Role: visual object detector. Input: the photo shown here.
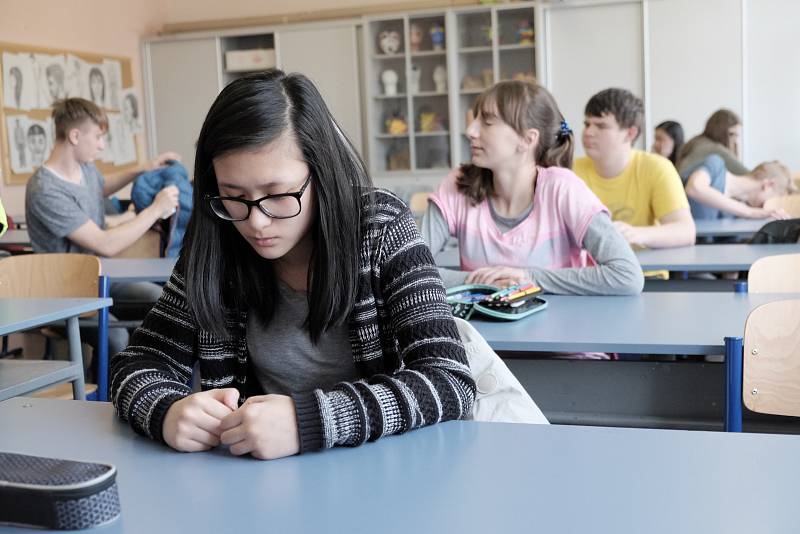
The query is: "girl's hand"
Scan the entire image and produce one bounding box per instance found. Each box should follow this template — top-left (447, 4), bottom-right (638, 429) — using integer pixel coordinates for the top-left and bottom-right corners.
top-left (748, 206), bottom-right (790, 220)
top-left (146, 151), bottom-right (181, 171)
top-left (220, 394), bottom-right (300, 460)
top-left (466, 266), bottom-right (530, 287)
top-left (162, 388), bottom-right (240, 452)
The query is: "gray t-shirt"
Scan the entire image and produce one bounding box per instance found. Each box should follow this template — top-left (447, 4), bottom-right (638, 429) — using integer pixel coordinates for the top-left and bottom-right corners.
top-left (247, 281), bottom-right (358, 395)
top-left (25, 163), bottom-right (106, 253)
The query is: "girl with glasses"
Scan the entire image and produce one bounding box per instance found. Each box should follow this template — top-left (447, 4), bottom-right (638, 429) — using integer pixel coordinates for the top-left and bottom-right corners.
top-left (111, 70), bottom-right (475, 460)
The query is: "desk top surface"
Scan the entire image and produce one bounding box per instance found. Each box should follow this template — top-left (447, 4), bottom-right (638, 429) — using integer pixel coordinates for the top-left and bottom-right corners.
top-left (0, 229), bottom-right (29, 246)
top-left (0, 298), bottom-right (112, 336)
top-left (471, 292), bottom-right (795, 354)
top-left (694, 218), bottom-right (766, 237)
top-left (0, 398), bottom-right (798, 534)
top-left (100, 257), bottom-right (177, 283)
top-left (635, 243), bottom-right (800, 271)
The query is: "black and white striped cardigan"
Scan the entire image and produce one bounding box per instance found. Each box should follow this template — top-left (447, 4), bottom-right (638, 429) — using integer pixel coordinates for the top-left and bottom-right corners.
top-left (110, 190), bottom-right (476, 453)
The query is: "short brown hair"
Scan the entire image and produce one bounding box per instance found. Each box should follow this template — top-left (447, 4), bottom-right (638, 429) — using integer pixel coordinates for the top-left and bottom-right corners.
top-left (52, 98), bottom-right (107, 141)
top-left (584, 88), bottom-right (644, 141)
top-left (458, 80), bottom-right (573, 204)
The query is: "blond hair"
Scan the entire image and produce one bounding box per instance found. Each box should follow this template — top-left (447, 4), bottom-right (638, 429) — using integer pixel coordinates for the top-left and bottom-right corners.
top-left (52, 98), bottom-right (107, 141)
top-left (752, 160), bottom-right (798, 195)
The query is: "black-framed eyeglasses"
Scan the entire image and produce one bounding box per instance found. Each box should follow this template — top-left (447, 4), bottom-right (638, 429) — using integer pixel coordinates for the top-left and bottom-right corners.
top-left (205, 174), bottom-right (312, 221)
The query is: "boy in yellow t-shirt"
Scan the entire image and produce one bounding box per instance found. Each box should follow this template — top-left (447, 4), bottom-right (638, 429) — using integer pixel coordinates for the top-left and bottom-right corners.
top-left (573, 88), bottom-right (695, 249)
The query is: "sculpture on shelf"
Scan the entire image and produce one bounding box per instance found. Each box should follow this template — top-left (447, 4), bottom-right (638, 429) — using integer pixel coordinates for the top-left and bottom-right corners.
top-left (482, 68), bottom-right (493, 88)
top-left (381, 69), bottom-right (399, 96)
top-left (481, 24), bottom-right (493, 46)
top-left (378, 30), bottom-right (402, 55)
top-left (419, 110), bottom-right (444, 133)
top-left (517, 20), bottom-right (534, 45)
top-left (409, 64), bottom-right (421, 94)
top-left (430, 24), bottom-right (445, 51)
top-left (387, 141), bottom-right (410, 170)
top-left (433, 65), bottom-right (447, 93)
top-left (410, 23), bottom-right (423, 52)
top-left (385, 111), bottom-right (408, 135)
top-left (511, 71), bottom-right (537, 84)
top-left (461, 75), bottom-right (483, 91)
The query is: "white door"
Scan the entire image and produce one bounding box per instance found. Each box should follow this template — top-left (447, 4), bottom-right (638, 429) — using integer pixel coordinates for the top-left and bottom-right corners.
top-left (277, 24), bottom-right (363, 154)
top-left (543, 1), bottom-right (644, 157)
top-left (145, 38), bottom-right (221, 179)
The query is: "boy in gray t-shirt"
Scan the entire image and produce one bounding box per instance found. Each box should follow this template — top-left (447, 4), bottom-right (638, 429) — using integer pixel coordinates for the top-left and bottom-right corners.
top-left (24, 97), bottom-right (181, 376)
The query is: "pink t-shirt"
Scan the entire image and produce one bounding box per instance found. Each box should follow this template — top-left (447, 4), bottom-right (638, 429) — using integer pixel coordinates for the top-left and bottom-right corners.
top-left (430, 166), bottom-right (609, 271)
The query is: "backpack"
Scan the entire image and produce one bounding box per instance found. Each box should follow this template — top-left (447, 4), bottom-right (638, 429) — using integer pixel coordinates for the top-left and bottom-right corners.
top-left (749, 218), bottom-right (800, 244)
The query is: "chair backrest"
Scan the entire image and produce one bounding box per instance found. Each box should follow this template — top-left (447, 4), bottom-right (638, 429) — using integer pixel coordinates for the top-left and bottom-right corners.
top-left (764, 194), bottom-right (800, 217)
top-left (409, 191), bottom-right (433, 213)
top-left (748, 253), bottom-right (800, 293)
top-left (743, 299), bottom-right (800, 417)
top-left (0, 253), bottom-right (100, 298)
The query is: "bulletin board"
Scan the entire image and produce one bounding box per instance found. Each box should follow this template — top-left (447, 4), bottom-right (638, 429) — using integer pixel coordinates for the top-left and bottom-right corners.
top-left (0, 41), bottom-right (142, 185)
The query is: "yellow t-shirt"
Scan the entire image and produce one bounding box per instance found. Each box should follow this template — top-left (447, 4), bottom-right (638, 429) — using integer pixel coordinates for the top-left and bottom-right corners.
top-left (573, 150), bottom-right (689, 227)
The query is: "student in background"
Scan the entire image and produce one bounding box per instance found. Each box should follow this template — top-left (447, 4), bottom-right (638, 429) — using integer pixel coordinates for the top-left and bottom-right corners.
top-left (678, 109), bottom-right (748, 176)
top-left (651, 120), bottom-right (684, 168)
top-left (111, 70), bottom-right (474, 460)
top-left (423, 81), bottom-right (642, 296)
top-left (683, 156), bottom-right (794, 220)
top-left (573, 88), bottom-right (695, 249)
top-left (25, 98), bottom-right (180, 363)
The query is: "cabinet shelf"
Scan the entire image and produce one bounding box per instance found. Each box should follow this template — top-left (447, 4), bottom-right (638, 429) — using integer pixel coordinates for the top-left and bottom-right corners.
top-left (459, 46), bottom-right (493, 54)
top-left (412, 91), bottom-right (448, 98)
top-left (410, 50), bottom-right (446, 57)
top-left (374, 93), bottom-right (408, 99)
top-left (498, 43), bottom-right (535, 51)
top-left (415, 131), bottom-right (449, 137)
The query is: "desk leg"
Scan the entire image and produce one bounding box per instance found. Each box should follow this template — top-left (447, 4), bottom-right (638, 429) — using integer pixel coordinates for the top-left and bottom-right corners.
top-left (66, 316), bottom-right (87, 401)
top-left (724, 336), bottom-right (743, 432)
top-left (98, 276), bottom-right (110, 402)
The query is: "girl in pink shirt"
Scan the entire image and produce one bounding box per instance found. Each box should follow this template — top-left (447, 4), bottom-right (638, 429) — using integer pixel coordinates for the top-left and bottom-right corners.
top-left (423, 81), bottom-right (642, 296)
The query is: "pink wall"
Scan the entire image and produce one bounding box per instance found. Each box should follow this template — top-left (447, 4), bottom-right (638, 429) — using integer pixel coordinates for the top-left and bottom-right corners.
top-left (0, 0), bottom-right (167, 214)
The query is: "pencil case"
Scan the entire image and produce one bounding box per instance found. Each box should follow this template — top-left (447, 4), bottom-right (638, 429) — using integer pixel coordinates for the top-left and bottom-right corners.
top-left (0, 452), bottom-right (121, 530)
top-left (446, 283), bottom-right (547, 321)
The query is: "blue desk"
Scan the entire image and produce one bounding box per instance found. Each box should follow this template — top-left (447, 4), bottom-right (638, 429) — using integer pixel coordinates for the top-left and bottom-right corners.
top-left (694, 218), bottom-right (766, 238)
top-left (470, 292), bottom-right (796, 432)
top-left (0, 398), bottom-right (799, 534)
top-left (636, 243), bottom-right (800, 271)
top-left (0, 298), bottom-right (112, 401)
top-left (100, 257), bottom-right (177, 284)
top-left (0, 229), bottom-right (30, 248)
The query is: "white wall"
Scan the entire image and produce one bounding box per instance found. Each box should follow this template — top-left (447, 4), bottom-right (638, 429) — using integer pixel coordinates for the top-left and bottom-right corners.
top-left (745, 0), bottom-right (800, 170)
top-left (546, 1), bottom-right (644, 157)
top-left (648, 0), bottom-right (742, 151)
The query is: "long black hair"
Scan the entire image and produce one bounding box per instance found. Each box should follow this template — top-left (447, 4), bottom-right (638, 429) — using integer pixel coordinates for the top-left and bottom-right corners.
top-left (655, 120), bottom-right (684, 165)
top-left (184, 69), bottom-right (372, 342)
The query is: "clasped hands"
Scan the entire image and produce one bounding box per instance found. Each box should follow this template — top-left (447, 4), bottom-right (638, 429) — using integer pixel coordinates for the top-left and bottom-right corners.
top-left (162, 389), bottom-right (300, 460)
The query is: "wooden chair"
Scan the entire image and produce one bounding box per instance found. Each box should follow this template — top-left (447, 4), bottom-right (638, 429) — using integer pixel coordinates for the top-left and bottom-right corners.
top-left (764, 194), bottom-right (800, 218)
top-left (748, 253), bottom-right (800, 293)
top-left (0, 253), bottom-right (102, 399)
top-left (743, 299), bottom-right (800, 418)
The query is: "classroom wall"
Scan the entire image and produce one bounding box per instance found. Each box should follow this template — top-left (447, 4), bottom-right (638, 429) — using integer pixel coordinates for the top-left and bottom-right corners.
top-left (0, 0), bottom-right (167, 214)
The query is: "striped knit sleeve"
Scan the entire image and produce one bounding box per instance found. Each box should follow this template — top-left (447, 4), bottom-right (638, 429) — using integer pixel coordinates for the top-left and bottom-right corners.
top-left (110, 268), bottom-right (197, 443)
top-left (293, 206), bottom-right (476, 451)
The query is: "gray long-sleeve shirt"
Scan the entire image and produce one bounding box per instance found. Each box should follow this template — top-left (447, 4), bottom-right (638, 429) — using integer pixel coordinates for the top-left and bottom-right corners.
top-left (422, 200), bottom-right (644, 295)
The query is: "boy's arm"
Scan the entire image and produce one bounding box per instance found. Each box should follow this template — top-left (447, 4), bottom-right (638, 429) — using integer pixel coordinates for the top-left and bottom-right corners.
top-left (103, 151), bottom-right (181, 196)
top-left (614, 208), bottom-right (695, 248)
top-left (68, 186), bottom-right (178, 256)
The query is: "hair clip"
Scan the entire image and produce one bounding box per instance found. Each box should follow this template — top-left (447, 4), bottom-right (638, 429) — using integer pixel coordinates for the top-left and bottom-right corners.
top-left (557, 120), bottom-right (572, 140)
